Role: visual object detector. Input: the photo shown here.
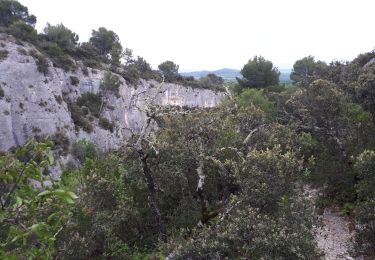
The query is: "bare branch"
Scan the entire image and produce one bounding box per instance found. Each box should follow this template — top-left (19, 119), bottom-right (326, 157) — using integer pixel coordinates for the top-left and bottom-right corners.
top-left (243, 126), bottom-right (262, 146)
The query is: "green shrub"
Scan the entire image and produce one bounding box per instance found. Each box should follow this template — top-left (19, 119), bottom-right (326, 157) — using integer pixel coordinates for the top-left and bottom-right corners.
top-left (100, 71), bottom-right (121, 98)
top-left (51, 131), bottom-right (70, 154)
top-left (74, 42), bottom-right (103, 69)
top-left (40, 41), bottom-right (76, 72)
top-left (0, 86), bottom-right (4, 98)
top-left (158, 60), bottom-right (179, 82)
top-left (237, 88), bottom-right (276, 118)
top-left (99, 117), bottom-right (114, 132)
top-left (81, 66), bottom-right (89, 76)
top-left (0, 49), bottom-right (8, 62)
top-left (42, 23), bottom-right (78, 53)
top-left (68, 102), bottom-right (93, 133)
top-left (32, 126), bottom-right (41, 133)
top-left (266, 84), bottom-right (287, 93)
top-left (166, 198), bottom-right (319, 259)
top-left (0, 139), bottom-right (77, 258)
top-left (354, 150), bottom-right (375, 255)
top-left (345, 102), bottom-right (372, 123)
top-left (0, 0), bottom-right (36, 27)
top-left (120, 66), bottom-right (141, 85)
top-left (55, 95), bottom-right (63, 105)
top-left (29, 49), bottom-right (49, 75)
top-left (198, 73), bottom-right (224, 90)
top-left (76, 92), bottom-right (102, 118)
top-left (17, 47), bottom-right (27, 55)
top-left (70, 75), bottom-right (79, 86)
top-left (8, 21), bottom-right (37, 43)
top-left (72, 139), bottom-right (97, 162)
top-left (57, 155), bottom-right (157, 259)
top-left (341, 202), bottom-right (354, 215)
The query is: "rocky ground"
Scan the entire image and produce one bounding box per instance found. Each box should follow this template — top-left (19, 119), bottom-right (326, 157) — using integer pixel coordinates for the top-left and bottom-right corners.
top-left (304, 186), bottom-right (359, 260)
top-left (316, 207), bottom-right (357, 260)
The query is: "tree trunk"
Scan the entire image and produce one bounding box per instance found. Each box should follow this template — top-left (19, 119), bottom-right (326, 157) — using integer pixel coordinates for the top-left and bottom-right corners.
top-left (138, 150), bottom-right (167, 242)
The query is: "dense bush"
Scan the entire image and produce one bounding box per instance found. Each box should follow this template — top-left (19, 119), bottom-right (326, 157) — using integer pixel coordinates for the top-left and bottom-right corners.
top-left (121, 56), bottom-right (161, 84)
top-left (0, 85), bottom-right (4, 98)
top-left (237, 55), bottom-right (280, 89)
top-left (158, 60), bottom-right (179, 82)
top-left (0, 0), bottom-right (36, 27)
top-left (198, 73), bottom-right (224, 89)
top-left (291, 56), bottom-right (329, 87)
top-left (29, 49), bottom-right (49, 75)
top-left (76, 92), bottom-right (101, 118)
top-left (74, 42), bottom-right (103, 69)
top-left (0, 140), bottom-right (77, 259)
top-left (8, 20), bottom-right (37, 43)
top-left (71, 139), bottom-right (97, 162)
top-left (69, 75), bottom-right (79, 86)
top-left (99, 117), bottom-right (114, 132)
top-left (100, 71), bottom-right (121, 98)
top-left (284, 79), bottom-right (374, 203)
top-left (89, 27), bottom-right (120, 56)
top-left (166, 197), bottom-right (319, 259)
top-left (57, 155), bottom-right (159, 259)
top-left (67, 102), bottom-right (93, 133)
top-left (51, 131), bottom-right (70, 155)
top-left (356, 63), bottom-right (375, 119)
top-left (0, 49), bottom-right (8, 61)
top-left (39, 41), bottom-right (76, 72)
top-left (42, 23), bottom-right (78, 53)
top-left (354, 150), bottom-right (375, 256)
top-left (237, 88), bottom-right (276, 118)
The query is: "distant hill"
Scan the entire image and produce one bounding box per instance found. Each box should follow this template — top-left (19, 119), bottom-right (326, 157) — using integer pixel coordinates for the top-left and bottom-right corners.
top-left (279, 69), bottom-right (292, 84)
top-left (181, 68), bottom-right (292, 83)
top-left (180, 68), bottom-right (240, 82)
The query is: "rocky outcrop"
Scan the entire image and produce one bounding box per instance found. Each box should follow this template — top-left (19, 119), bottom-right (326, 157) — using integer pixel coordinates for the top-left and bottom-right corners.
top-left (0, 34), bottom-right (225, 152)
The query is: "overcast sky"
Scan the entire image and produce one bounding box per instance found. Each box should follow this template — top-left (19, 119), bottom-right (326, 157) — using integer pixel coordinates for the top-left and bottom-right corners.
top-left (19, 0), bottom-right (375, 71)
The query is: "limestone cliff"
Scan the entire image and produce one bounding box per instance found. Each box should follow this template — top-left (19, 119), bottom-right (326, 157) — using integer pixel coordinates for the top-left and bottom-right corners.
top-left (0, 34), bottom-right (225, 152)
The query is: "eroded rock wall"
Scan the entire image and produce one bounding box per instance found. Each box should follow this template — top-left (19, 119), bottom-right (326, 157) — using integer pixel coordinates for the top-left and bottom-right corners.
top-left (0, 34), bottom-right (225, 152)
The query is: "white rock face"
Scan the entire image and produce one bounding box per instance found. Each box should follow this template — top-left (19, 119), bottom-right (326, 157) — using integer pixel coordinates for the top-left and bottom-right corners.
top-left (0, 34), bottom-right (225, 152)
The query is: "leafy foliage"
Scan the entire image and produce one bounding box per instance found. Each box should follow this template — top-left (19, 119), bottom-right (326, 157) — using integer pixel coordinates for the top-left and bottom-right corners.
top-left (290, 56), bottom-right (329, 87)
top-left (237, 55), bottom-right (280, 89)
top-left (237, 88), bottom-right (276, 118)
top-left (0, 139), bottom-right (77, 259)
top-left (158, 60), bottom-right (179, 82)
top-left (0, 0), bottom-right (36, 27)
top-left (285, 79), bottom-right (374, 202)
top-left (76, 92), bottom-right (102, 118)
top-left (74, 42), bottom-right (103, 69)
top-left (0, 49), bottom-right (8, 62)
top-left (56, 155), bottom-right (158, 259)
top-left (354, 150), bottom-right (375, 256)
top-left (42, 23), bottom-right (79, 53)
top-left (8, 20), bottom-right (37, 43)
top-left (29, 49), bottom-right (49, 75)
top-left (2, 2), bottom-right (375, 257)
top-left (198, 73), bottom-right (224, 89)
top-left (89, 27), bottom-right (118, 55)
top-left (0, 85), bottom-right (4, 98)
top-left (99, 117), bottom-right (114, 132)
top-left (71, 139), bottom-right (97, 163)
top-left (67, 102), bottom-right (93, 133)
top-left (69, 76), bottom-right (79, 86)
top-left (100, 71), bottom-right (121, 98)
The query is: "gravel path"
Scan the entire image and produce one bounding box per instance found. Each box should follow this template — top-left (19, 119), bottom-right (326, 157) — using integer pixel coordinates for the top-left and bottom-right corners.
top-left (304, 186), bottom-right (359, 260)
top-left (316, 207), bottom-right (356, 260)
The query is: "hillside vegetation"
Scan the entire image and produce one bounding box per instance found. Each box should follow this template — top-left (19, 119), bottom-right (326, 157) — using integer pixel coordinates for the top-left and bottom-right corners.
top-left (181, 68), bottom-right (292, 83)
top-left (1, 0), bottom-right (375, 259)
